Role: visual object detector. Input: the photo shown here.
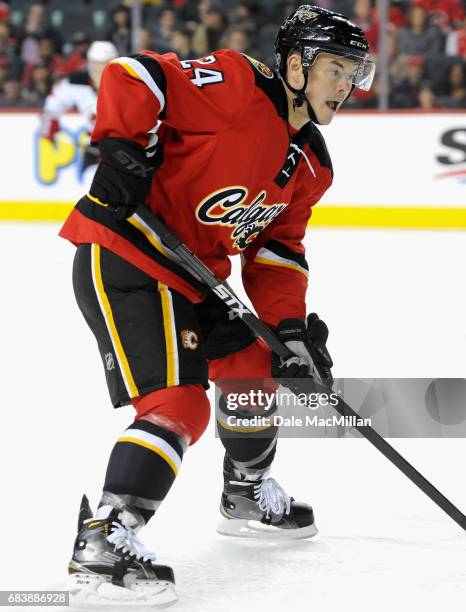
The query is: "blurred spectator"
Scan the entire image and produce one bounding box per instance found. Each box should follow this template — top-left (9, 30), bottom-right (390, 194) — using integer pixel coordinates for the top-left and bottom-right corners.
top-left (231, 1), bottom-right (265, 36)
top-left (170, 28), bottom-right (193, 60)
top-left (62, 32), bottom-right (91, 75)
top-left (434, 59), bottom-right (466, 106)
top-left (0, 0), bottom-right (464, 110)
top-left (413, 0), bottom-right (464, 30)
top-left (38, 36), bottom-right (64, 74)
top-left (17, 3), bottom-right (62, 65)
top-left (0, 55), bottom-right (7, 92)
top-left (445, 16), bottom-right (466, 57)
top-left (353, 0), bottom-right (407, 55)
top-left (419, 84), bottom-right (437, 107)
top-left (396, 5), bottom-right (443, 56)
top-left (192, 6), bottom-right (228, 56)
top-left (21, 35), bottom-right (64, 88)
top-left (152, 8), bottom-right (177, 53)
top-left (352, 0), bottom-right (380, 52)
top-left (105, 4), bottom-right (132, 55)
top-left (386, 28), bottom-right (405, 83)
top-left (22, 59), bottom-right (52, 107)
top-left (139, 27), bottom-right (157, 52)
top-left (390, 54), bottom-right (430, 107)
top-left (0, 21), bottom-right (17, 63)
top-left (386, 1), bottom-right (406, 28)
top-left (0, 1), bottom-right (10, 24)
top-left (0, 75), bottom-right (28, 107)
top-left (221, 26), bottom-right (255, 55)
top-left (178, 0), bottom-right (217, 31)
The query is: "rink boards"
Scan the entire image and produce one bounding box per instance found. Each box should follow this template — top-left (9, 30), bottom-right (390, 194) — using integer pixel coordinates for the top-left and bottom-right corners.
top-left (0, 110), bottom-right (465, 228)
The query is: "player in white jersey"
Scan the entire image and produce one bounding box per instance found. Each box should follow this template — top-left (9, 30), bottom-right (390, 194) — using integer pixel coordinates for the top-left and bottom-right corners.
top-left (40, 41), bottom-right (117, 147)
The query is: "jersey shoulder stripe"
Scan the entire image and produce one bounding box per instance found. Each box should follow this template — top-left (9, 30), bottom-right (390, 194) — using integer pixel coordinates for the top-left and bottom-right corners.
top-left (111, 55), bottom-right (166, 113)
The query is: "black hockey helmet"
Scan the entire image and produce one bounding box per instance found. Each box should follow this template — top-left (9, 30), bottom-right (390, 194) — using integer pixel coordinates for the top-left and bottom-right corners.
top-left (275, 5), bottom-right (375, 104)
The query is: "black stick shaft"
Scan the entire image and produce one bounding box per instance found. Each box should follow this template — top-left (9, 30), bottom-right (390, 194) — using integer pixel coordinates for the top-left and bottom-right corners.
top-left (328, 392), bottom-right (466, 530)
top-left (133, 205), bottom-right (466, 531)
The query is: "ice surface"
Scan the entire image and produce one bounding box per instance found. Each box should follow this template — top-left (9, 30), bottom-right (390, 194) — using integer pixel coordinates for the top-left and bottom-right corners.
top-left (0, 224), bottom-right (464, 611)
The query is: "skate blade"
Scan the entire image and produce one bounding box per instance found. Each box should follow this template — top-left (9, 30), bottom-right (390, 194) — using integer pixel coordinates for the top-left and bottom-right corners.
top-left (217, 516), bottom-right (318, 540)
top-left (67, 573), bottom-right (178, 609)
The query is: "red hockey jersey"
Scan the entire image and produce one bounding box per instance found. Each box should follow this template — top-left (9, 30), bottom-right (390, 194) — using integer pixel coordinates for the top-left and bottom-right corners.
top-left (59, 49), bottom-right (333, 326)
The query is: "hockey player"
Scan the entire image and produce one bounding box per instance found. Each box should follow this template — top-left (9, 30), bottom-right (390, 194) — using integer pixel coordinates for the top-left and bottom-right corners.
top-left (59, 5), bottom-right (374, 607)
top-left (40, 41), bottom-right (117, 170)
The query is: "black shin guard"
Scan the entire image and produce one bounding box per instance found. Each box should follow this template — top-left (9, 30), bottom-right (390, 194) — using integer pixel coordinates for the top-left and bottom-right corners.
top-left (101, 420), bottom-right (185, 524)
top-left (216, 394), bottom-right (278, 482)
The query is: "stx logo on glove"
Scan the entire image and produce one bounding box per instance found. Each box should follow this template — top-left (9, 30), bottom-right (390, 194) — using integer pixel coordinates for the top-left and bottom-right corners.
top-left (113, 150), bottom-right (155, 178)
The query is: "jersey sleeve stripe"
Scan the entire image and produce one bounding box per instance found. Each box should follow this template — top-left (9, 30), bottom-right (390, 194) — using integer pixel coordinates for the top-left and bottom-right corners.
top-left (254, 255), bottom-right (309, 277)
top-left (254, 247), bottom-right (309, 277)
top-left (128, 214), bottom-right (171, 258)
top-left (128, 212), bottom-right (188, 269)
top-left (261, 238), bottom-right (309, 270)
top-left (111, 56), bottom-right (166, 112)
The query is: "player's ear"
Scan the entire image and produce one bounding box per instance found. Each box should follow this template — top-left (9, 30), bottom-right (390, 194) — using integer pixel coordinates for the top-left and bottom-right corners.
top-left (286, 52), bottom-right (305, 90)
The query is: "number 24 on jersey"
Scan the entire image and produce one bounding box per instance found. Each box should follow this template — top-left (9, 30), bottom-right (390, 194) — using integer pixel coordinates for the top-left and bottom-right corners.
top-left (180, 55), bottom-right (224, 88)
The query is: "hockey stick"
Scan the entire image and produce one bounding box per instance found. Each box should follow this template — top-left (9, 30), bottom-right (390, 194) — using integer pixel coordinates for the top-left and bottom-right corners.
top-left (132, 204), bottom-right (466, 532)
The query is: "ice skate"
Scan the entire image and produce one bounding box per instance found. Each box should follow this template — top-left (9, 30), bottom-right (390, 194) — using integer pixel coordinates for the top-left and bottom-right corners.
top-left (217, 458), bottom-right (317, 540)
top-left (67, 495), bottom-right (177, 608)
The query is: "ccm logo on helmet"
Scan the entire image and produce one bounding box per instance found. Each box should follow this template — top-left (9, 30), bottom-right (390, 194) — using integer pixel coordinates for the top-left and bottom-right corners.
top-left (349, 40), bottom-right (367, 48)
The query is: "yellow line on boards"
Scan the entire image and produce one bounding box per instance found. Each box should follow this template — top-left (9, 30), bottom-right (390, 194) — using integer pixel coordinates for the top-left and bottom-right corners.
top-left (0, 202), bottom-right (74, 221)
top-left (1, 202), bottom-right (466, 229)
top-left (310, 206), bottom-right (466, 229)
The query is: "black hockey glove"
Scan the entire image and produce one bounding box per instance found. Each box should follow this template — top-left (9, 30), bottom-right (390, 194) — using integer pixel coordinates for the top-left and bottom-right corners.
top-left (89, 137), bottom-right (163, 220)
top-left (272, 313), bottom-right (334, 389)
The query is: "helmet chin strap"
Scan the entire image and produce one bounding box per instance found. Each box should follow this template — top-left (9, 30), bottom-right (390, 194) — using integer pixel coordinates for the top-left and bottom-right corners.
top-left (282, 67), bottom-right (321, 125)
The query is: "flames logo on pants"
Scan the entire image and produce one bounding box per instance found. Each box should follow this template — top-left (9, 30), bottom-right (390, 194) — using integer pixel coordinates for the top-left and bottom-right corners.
top-left (181, 329), bottom-right (199, 350)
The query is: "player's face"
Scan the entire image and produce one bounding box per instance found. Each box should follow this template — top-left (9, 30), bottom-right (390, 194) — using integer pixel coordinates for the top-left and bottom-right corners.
top-left (88, 60), bottom-right (107, 89)
top-left (305, 53), bottom-right (357, 124)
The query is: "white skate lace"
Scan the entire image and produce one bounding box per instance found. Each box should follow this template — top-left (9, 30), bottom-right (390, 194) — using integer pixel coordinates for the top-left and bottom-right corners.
top-left (107, 522), bottom-right (156, 563)
top-left (253, 478), bottom-right (291, 518)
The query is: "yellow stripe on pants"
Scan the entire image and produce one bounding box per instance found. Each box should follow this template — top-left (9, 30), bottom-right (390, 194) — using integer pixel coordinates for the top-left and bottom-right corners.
top-left (158, 282), bottom-right (178, 387)
top-left (91, 244), bottom-right (139, 398)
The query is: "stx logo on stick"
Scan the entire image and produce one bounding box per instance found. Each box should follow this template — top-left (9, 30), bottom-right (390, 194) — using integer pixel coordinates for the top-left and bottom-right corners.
top-left (213, 284), bottom-right (251, 319)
